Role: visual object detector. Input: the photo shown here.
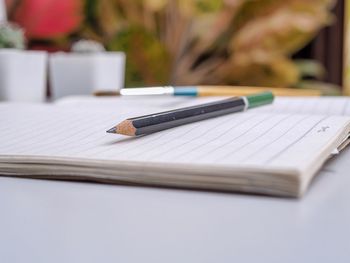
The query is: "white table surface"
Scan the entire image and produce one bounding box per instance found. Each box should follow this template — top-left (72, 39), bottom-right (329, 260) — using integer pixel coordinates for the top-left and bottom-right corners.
top-left (0, 148), bottom-right (349, 263)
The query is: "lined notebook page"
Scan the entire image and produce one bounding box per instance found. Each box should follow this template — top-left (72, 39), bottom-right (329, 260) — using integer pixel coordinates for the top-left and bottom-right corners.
top-left (56, 96), bottom-right (350, 116)
top-left (56, 95), bottom-right (198, 114)
top-left (248, 97), bottom-right (350, 115)
top-left (0, 103), bottom-right (349, 176)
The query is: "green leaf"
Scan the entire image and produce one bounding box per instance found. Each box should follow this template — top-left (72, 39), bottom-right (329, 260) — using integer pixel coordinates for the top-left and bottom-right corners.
top-left (294, 59), bottom-right (326, 79)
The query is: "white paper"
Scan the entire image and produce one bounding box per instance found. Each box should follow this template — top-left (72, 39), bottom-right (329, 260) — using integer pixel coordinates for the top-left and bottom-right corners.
top-left (1, 96), bottom-right (350, 197)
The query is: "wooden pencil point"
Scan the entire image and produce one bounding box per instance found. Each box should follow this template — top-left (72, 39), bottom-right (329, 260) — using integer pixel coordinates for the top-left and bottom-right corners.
top-left (115, 120), bottom-right (137, 136)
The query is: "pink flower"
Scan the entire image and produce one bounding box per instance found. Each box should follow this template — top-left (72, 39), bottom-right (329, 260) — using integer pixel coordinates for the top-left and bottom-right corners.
top-left (7, 0), bottom-right (83, 39)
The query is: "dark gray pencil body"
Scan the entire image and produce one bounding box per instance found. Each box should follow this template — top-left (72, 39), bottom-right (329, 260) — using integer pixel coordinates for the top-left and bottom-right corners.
top-left (107, 91), bottom-right (274, 136)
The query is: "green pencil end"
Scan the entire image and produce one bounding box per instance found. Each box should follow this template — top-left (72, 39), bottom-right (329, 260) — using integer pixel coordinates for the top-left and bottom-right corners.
top-left (246, 91), bottom-right (274, 109)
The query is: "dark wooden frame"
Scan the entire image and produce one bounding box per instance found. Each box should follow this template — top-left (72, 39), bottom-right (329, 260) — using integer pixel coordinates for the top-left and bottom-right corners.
top-left (294, 0), bottom-right (345, 88)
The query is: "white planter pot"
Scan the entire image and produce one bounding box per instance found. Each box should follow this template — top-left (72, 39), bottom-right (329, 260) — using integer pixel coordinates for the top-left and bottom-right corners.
top-left (0, 49), bottom-right (48, 102)
top-left (49, 52), bottom-right (125, 100)
top-left (0, 0), bottom-right (6, 22)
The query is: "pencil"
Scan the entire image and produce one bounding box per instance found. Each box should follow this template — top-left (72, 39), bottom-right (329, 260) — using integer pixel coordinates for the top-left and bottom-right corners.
top-left (106, 91), bottom-right (274, 136)
top-left (94, 85), bottom-right (321, 97)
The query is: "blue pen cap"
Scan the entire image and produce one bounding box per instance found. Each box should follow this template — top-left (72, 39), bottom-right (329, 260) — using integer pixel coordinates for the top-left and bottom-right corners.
top-left (173, 86), bottom-right (198, 96)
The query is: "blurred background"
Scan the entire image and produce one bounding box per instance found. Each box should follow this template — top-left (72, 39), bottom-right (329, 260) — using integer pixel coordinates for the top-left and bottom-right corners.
top-left (3, 0), bottom-right (349, 94)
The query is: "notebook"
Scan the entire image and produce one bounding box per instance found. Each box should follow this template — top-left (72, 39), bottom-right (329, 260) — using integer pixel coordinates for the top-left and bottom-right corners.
top-left (1, 96), bottom-right (350, 198)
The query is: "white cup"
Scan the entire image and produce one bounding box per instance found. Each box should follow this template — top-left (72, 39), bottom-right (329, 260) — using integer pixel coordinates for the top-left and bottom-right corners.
top-left (0, 49), bottom-right (48, 102)
top-left (49, 52), bottom-right (125, 100)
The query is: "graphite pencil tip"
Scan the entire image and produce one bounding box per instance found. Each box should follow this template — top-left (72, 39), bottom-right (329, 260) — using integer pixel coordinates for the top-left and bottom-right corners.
top-left (106, 127), bottom-right (117, 133)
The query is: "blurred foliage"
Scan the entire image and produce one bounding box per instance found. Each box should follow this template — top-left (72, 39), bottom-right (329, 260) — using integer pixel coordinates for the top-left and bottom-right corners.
top-left (108, 26), bottom-right (171, 86)
top-left (0, 22), bottom-right (25, 49)
top-left (7, 0), bottom-right (338, 89)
